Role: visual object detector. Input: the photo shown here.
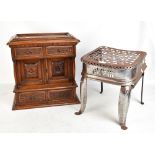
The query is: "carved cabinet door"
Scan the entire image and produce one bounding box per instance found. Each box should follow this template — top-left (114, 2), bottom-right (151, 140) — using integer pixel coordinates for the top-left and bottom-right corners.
top-left (47, 58), bottom-right (73, 84)
top-left (17, 59), bottom-right (45, 86)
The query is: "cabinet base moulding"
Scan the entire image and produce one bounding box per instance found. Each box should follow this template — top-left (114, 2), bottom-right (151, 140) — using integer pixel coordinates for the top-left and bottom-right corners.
top-left (13, 94), bottom-right (80, 110)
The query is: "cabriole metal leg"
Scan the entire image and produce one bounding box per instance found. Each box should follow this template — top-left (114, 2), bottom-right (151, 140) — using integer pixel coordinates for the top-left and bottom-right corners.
top-left (141, 73), bottom-right (144, 105)
top-left (118, 85), bottom-right (132, 130)
top-left (75, 76), bottom-right (87, 115)
top-left (100, 82), bottom-right (103, 94)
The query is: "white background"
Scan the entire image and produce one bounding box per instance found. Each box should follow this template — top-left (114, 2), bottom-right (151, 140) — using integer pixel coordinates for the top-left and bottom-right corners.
top-left (0, 0), bottom-right (155, 155)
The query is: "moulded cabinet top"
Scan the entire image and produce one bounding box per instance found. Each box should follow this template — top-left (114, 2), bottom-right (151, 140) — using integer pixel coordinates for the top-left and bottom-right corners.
top-left (7, 33), bottom-right (80, 47)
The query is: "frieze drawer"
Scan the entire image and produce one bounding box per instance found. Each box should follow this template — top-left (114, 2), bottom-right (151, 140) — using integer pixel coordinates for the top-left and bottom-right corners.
top-left (48, 89), bottom-right (73, 101)
top-left (46, 46), bottom-right (74, 57)
top-left (15, 47), bottom-right (43, 59)
top-left (18, 91), bottom-right (46, 103)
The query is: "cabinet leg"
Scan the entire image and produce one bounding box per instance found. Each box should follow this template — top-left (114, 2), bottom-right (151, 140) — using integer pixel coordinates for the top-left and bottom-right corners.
top-left (75, 76), bottom-right (87, 115)
top-left (118, 85), bottom-right (132, 130)
top-left (100, 82), bottom-right (103, 94)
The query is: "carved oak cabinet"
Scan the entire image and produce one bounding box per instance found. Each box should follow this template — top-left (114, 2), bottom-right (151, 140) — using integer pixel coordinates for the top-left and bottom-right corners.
top-left (7, 33), bottom-right (80, 110)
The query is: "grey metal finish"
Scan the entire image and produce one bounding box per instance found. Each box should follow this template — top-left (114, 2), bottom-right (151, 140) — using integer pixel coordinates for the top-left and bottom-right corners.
top-left (141, 73), bottom-right (144, 105)
top-left (75, 76), bottom-right (87, 115)
top-left (76, 61), bottom-right (146, 129)
top-left (76, 46), bottom-right (146, 130)
top-left (100, 82), bottom-right (103, 94)
top-left (118, 85), bottom-right (132, 130)
top-left (87, 64), bottom-right (137, 82)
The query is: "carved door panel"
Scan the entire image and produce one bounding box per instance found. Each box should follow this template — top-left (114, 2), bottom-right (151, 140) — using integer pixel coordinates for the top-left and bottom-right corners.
top-left (47, 58), bottom-right (73, 84)
top-left (17, 59), bottom-right (45, 86)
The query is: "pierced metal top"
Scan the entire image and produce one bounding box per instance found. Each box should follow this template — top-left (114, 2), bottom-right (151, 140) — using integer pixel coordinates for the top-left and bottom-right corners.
top-left (81, 46), bottom-right (146, 69)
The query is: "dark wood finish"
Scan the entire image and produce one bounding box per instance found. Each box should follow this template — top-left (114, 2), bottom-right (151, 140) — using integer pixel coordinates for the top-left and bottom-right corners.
top-left (7, 33), bottom-right (80, 110)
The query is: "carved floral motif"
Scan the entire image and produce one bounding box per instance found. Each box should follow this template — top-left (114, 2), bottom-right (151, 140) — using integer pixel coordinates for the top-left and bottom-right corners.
top-left (53, 61), bottom-right (64, 76)
top-left (16, 47), bottom-right (42, 56)
top-left (19, 91), bottom-right (45, 103)
top-left (25, 63), bottom-right (39, 78)
top-left (47, 46), bottom-right (72, 55)
top-left (48, 90), bottom-right (72, 100)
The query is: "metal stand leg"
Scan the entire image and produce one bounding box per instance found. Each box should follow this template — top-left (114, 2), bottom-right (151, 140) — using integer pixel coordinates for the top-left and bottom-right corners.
top-left (75, 76), bottom-right (87, 115)
top-left (141, 73), bottom-right (144, 105)
top-left (118, 85), bottom-right (132, 130)
top-left (100, 82), bottom-right (103, 94)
